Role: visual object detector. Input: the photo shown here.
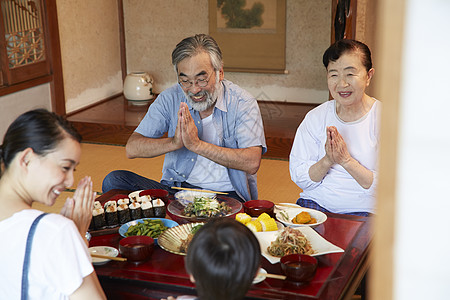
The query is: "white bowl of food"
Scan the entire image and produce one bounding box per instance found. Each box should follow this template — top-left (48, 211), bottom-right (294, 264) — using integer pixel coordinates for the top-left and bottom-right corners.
top-left (174, 190), bottom-right (216, 205)
top-left (276, 207), bottom-right (327, 227)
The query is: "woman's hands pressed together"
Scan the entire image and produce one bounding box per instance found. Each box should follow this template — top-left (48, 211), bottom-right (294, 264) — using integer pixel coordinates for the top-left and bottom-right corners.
top-left (325, 126), bottom-right (351, 167)
top-left (324, 126), bottom-right (373, 189)
top-left (60, 176), bottom-right (96, 242)
top-left (309, 126), bottom-right (373, 189)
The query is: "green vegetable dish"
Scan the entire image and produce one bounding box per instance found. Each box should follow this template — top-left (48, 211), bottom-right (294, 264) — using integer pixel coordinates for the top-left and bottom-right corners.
top-left (183, 197), bottom-right (232, 218)
top-left (125, 219), bottom-right (168, 238)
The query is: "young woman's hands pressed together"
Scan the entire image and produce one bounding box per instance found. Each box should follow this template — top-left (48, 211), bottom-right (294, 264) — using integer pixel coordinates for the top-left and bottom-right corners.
top-left (60, 176), bottom-right (96, 243)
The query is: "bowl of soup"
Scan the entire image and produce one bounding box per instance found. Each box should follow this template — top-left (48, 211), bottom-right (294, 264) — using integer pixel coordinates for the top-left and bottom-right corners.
top-left (280, 254), bottom-right (318, 284)
top-left (119, 235), bottom-right (155, 264)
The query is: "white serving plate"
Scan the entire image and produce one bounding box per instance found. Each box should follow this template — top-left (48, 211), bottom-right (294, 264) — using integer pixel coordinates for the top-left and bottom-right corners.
top-left (256, 226), bottom-right (344, 264)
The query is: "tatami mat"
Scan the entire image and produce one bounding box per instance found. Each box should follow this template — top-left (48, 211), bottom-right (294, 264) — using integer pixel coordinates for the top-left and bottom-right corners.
top-left (33, 143), bottom-right (301, 213)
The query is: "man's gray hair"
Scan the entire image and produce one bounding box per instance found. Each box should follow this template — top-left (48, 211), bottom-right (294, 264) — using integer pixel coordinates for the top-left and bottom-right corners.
top-left (171, 34), bottom-right (223, 72)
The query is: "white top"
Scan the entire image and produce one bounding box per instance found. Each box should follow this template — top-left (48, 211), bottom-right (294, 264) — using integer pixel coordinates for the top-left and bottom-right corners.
top-left (187, 114), bottom-right (234, 191)
top-left (289, 100), bottom-right (381, 214)
top-left (0, 209), bottom-right (94, 300)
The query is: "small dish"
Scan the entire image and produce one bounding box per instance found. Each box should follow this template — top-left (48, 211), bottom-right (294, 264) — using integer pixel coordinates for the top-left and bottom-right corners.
top-left (119, 236), bottom-right (155, 264)
top-left (243, 200), bottom-right (275, 217)
top-left (276, 207), bottom-right (327, 227)
top-left (118, 218), bottom-right (178, 242)
top-left (89, 246), bottom-right (119, 265)
top-left (253, 268), bottom-right (267, 284)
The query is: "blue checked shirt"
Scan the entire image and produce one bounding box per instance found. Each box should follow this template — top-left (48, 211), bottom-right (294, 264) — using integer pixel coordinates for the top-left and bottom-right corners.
top-left (135, 79), bottom-right (267, 201)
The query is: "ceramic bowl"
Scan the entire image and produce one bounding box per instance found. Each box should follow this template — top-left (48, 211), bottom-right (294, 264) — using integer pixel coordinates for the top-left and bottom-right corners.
top-left (243, 200), bottom-right (275, 217)
top-left (166, 196), bottom-right (242, 224)
top-left (118, 218), bottom-right (178, 244)
top-left (119, 236), bottom-right (155, 264)
top-left (280, 254), bottom-right (318, 284)
top-left (174, 190), bottom-right (216, 206)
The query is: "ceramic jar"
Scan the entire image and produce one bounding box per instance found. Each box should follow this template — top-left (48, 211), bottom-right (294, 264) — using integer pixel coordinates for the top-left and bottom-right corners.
top-left (123, 71), bottom-right (154, 104)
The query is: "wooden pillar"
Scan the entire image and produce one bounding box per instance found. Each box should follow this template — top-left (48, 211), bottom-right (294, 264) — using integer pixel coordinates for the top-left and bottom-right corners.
top-left (331, 0), bottom-right (357, 43)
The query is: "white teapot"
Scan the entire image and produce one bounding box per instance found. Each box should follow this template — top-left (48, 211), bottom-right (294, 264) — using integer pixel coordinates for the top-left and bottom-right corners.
top-left (123, 71), bottom-right (154, 103)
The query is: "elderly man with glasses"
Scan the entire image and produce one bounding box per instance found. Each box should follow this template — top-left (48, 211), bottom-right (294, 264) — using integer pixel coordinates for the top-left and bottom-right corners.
top-left (102, 34), bottom-right (267, 202)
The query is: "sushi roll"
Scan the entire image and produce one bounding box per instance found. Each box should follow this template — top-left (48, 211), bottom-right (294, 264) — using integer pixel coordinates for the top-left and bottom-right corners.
top-left (117, 204), bottom-right (131, 224)
top-left (152, 198), bottom-right (166, 218)
top-left (89, 217), bottom-right (95, 231)
top-left (141, 201), bottom-right (154, 218)
top-left (92, 207), bottom-right (106, 229)
top-left (129, 202), bottom-right (142, 220)
top-left (128, 190), bottom-right (142, 203)
top-left (104, 201), bottom-right (119, 227)
top-left (139, 195), bottom-right (151, 203)
top-left (93, 200), bottom-right (102, 210)
top-left (117, 198), bottom-right (129, 206)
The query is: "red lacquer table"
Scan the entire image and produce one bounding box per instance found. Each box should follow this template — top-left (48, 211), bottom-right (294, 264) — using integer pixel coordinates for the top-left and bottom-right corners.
top-left (89, 189), bottom-right (372, 300)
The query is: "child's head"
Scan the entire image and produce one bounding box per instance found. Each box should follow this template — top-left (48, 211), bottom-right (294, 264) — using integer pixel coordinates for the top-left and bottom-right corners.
top-left (185, 218), bottom-right (261, 300)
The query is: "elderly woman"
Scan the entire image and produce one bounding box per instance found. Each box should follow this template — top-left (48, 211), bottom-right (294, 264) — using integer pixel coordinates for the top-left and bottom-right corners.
top-left (289, 39), bottom-right (381, 216)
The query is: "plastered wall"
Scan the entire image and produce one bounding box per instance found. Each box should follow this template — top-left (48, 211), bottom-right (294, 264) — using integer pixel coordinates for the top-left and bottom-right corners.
top-left (124, 0), bottom-right (331, 104)
top-left (0, 84), bottom-right (52, 139)
top-left (57, 0), bottom-right (123, 113)
top-left (0, 0), bottom-right (376, 128)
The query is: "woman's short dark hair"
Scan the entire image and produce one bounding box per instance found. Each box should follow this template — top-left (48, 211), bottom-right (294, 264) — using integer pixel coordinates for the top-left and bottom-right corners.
top-left (185, 218), bottom-right (261, 300)
top-left (171, 34), bottom-right (223, 72)
top-left (323, 39), bottom-right (372, 72)
top-left (0, 108), bottom-right (81, 171)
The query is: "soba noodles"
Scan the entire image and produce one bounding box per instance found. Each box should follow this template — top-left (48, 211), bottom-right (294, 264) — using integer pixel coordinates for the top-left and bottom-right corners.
top-left (267, 227), bottom-right (314, 257)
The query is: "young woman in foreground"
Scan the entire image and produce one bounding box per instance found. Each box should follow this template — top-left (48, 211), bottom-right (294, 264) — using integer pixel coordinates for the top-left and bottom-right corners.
top-left (0, 109), bottom-right (106, 299)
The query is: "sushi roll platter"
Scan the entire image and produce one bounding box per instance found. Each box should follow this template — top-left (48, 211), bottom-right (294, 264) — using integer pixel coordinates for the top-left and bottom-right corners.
top-left (89, 190), bottom-right (168, 234)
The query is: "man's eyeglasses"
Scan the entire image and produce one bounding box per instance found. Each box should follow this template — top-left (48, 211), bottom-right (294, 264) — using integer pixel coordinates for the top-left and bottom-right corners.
top-left (178, 72), bottom-right (213, 89)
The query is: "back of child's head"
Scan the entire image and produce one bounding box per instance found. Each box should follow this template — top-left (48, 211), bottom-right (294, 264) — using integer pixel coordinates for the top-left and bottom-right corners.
top-left (185, 218), bottom-right (261, 300)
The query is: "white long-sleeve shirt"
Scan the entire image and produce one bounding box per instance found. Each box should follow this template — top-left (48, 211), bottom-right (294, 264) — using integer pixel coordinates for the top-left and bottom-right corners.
top-left (289, 99), bottom-right (381, 214)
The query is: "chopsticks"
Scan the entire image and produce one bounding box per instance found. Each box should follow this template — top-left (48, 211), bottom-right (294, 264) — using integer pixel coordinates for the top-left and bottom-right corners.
top-left (171, 186), bottom-right (228, 195)
top-left (275, 203), bottom-right (302, 210)
top-left (91, 253), bottom-right (127, 262)
top-left (259, 272), bottom-right (286, 280)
